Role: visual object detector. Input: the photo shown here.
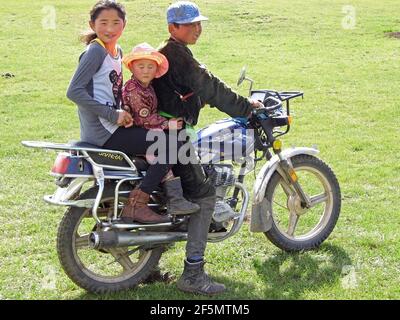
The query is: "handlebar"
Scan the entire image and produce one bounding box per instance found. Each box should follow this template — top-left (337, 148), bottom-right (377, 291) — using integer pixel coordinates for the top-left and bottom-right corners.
top-left (251, 96), bottom-right (283, 117)
top-left (263, 96), bottom-right (283, 112)
top-left (245, 87), bottom-right (303, 148)
top-left (250, 89), bottom-right (303, 117)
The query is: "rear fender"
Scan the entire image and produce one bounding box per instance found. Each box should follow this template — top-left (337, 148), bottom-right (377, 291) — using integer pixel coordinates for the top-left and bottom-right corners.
top-left (43, 177), bottom-right (93, 207)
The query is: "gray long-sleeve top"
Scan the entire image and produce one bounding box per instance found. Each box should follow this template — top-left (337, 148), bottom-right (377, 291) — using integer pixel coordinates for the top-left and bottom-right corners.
top-left (66, 41), bottom-right (123, 146)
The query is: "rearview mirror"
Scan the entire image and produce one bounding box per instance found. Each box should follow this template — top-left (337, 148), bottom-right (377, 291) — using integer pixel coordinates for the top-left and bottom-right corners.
top-left (237, 67), bottom-right (247, 86)
top-left (237, 66), bottom-right (254, 96)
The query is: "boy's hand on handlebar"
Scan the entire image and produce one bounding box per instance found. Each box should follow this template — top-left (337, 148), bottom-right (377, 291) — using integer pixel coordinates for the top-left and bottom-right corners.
top-left (117, 110), bottom-right (134, 128)
top-left (248, 98), bottom-right (264, 109)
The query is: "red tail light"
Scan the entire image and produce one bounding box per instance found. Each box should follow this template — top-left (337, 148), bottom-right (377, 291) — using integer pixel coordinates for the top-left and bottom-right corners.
top-left (51, 153), bottom-right (71, 174)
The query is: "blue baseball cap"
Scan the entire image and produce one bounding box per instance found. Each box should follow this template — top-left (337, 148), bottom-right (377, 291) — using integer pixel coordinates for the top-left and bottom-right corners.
top-left (167, 1), bottom-right (208, 24)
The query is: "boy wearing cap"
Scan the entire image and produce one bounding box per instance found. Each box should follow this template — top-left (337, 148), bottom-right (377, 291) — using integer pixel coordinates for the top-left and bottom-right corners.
top-left (152, 1), bottom-right (263, 296)
top-left (121, 43), bottom-right (200, 221)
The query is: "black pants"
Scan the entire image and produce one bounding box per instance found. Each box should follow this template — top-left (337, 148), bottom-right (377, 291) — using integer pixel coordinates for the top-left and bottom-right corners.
top-left (104, 126), bottom-right (215, 197)
top-left (104, 127), bottom-right (173, 194)
top-left (105, 126), bottom-right (216, 259)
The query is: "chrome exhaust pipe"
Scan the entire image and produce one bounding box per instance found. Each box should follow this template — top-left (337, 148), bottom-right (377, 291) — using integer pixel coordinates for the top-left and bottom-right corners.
top-left (89, 230), bottom-right (188, 249)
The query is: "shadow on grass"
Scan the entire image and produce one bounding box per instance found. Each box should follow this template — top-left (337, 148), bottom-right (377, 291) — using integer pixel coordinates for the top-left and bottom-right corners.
top-left (75, 274), bottom-right (259, 300)
top-left (253, 243), bottom-right (352, 299)
top-left (75, 243), bottom-right (350, 300)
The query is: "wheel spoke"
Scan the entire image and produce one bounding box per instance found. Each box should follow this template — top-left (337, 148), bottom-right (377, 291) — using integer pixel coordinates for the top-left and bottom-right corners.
top-left (108, 248), bottom-right (136, 272)
top-left (83, 208), bottom-right (111, 218)
top-left (96, 208), bottom-right (113, 217)
top-left (272, 180), bottom-right (295, 211)
top-left (266, 156), bottom-right (339, 248)
top-left (279, 180), bottom-right (294, 197)
top-left (310, 193), bottom-right (328, 207)
top-left (75, 234), bottom-right (90, 250)
top-left (287, 211), bottom-right (300, 236)
top-left (273, 200), bottom-right (288, 211)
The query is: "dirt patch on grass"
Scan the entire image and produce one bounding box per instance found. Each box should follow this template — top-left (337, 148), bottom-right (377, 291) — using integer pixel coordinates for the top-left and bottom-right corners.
top-left (1, 72), bottom-right (15, 79)
top-left (385, 32), bottom-right (400, 39)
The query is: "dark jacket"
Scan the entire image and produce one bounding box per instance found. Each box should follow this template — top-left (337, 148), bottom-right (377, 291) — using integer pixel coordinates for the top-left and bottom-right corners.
top-left (152, 38), bottom-right (253, 126)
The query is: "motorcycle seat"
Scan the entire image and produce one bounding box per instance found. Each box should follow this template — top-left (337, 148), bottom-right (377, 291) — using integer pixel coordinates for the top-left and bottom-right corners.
top-left (72, 141), bottom-right (149, 171)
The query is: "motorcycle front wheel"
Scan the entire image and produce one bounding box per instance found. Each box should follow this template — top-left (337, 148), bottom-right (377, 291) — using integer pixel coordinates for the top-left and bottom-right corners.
top-left (56, 183), bottom-right (164, 294)
top-left (264, 154), bottom-right (341, 252)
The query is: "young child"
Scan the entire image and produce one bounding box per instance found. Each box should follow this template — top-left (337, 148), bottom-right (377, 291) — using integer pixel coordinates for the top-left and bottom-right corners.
top-left (121, 43), bottom-right (199, 216)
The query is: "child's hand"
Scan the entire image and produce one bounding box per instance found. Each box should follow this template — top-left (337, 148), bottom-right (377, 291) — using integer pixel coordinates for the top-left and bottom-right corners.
top-left (117, 110), bottom-right (134, 128)
top-left (122, 105), bottom-right (131, 113)
top-left (168, 118), bottom-right (183, 130)
top-left (176, 117), bottom-right (184, 129)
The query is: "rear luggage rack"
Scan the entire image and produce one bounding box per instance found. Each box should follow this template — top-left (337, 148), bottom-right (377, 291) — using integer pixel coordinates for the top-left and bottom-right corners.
top-left (21, 141), bottom-right (138, 174)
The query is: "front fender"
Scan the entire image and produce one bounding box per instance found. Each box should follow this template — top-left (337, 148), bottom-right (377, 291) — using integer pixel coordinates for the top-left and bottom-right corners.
top-left (250, 147), bottom-right (319, 233)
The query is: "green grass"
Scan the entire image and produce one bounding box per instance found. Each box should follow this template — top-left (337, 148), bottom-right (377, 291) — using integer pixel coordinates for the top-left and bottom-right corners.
top-left (1, 0), bottom-right (399, 300)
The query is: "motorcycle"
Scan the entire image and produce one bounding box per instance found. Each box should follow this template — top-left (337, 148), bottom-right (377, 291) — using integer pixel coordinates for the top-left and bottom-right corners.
top-left (22, 68), bottom-right (341, 293)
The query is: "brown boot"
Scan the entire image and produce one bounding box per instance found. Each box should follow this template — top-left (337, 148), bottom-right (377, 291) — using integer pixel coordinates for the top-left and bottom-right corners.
top-left (121, 189), bottom-right (170, 224)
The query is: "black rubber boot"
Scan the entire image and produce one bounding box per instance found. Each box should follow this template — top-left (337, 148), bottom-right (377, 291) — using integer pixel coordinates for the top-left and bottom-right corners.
top-left (176, 259), bottom-right (226, 295)
top-left (163, 177), bottom-right (200, 215)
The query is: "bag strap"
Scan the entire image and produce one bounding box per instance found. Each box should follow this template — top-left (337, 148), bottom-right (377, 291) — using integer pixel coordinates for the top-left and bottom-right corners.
top-left (91, 38), bottom-right (120, 57)
top-left (91, 38), bottom-right (106, 48)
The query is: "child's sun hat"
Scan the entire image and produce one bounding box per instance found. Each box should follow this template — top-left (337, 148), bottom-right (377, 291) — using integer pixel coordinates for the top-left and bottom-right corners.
top-left (122, 43), bottom-right (169, 78)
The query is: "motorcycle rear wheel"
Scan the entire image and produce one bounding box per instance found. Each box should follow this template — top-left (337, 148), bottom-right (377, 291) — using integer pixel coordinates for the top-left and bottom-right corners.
top-left (56, 183), bottom-right (164, 294)
top-left (264, 154), bottom-right (341, 251)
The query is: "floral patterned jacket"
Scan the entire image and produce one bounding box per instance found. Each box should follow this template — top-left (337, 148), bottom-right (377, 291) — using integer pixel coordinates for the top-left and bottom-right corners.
top-left (122, 77), bottom-right (169, 130)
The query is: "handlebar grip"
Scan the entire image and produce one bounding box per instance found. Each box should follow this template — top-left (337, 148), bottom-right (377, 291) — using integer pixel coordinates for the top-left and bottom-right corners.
top-left (252, 107), bottom-right (267, 116)
top-left (263, 96), bottom-right (282, 111)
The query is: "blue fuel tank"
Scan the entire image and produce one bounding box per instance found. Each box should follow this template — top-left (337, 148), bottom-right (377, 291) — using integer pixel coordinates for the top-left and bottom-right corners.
top-left (193, 118), bottom-right (255, 163)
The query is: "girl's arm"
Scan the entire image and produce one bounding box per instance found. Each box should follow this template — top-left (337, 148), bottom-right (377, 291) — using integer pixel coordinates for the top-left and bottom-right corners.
top-left (66, 44), bottom-right (119, 124)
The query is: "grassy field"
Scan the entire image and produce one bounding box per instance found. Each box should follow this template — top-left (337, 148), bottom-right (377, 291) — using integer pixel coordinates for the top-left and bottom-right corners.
top-left (0, 0), bottom-right (399, 300)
